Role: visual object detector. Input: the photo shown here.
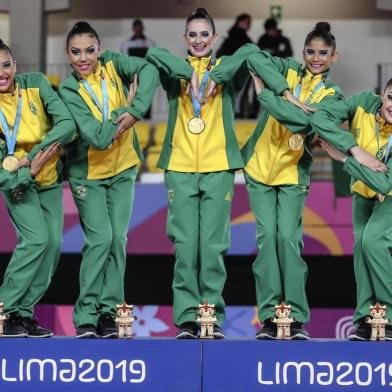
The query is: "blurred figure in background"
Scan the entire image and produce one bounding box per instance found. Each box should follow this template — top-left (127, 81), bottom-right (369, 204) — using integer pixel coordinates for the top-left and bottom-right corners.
top-left (217, 14), bottom-right (253, 118)
top-left (121, 19), bottom-right (155, 118)
top-left (121, 19), bottom-right (155, 58)
top-left (217, 13), bottom-right (252, 57)
top-left (251, 18), bottom-right (293, 117)
top-left (257, 18), bottom-right (293, 58)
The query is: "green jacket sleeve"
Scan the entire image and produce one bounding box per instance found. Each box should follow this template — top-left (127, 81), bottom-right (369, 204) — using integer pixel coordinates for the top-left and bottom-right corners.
top-left (105, 51), bottom-right (159, 120)
top-left (246, 51), bottom-right (292, 95)
top-left (309, 94), bottom-right (366, 153)
top-left (258, 87), bottom-right (357, 152)
top-left (145, 47), bottom-right (193, 91)
top-left (0, 145), bottom-right (34, 189)
top-left (0, 167), bottom-right (34, 190)
top-left (27, 74), bottom-right (76, 161)
top-left (59, 79), bottom-right (122, 150)
top-left (343, 156), bottom-right (392, 195)
top-left (209, 44), bottom-right (260, 91)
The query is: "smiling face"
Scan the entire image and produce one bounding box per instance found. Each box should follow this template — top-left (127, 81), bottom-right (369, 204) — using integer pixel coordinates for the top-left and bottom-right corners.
top-left (380, 85), bottom-right (392, 124)
top-left (184, 19), bottom-right (217, 58)
top-left (66, 34), bottom-right (100, 77)
top-left (0, 50), bottom-right (16, 94)
top-left (303, 38), bottom-right (337, 75)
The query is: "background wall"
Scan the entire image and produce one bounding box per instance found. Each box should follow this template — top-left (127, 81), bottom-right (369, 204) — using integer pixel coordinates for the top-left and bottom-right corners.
top-left (45, 17), bottom-right (392, 97)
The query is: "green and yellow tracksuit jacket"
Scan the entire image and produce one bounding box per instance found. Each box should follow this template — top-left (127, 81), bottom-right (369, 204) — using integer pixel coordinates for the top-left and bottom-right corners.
top-left (59, 50), bottom-right (158, 180)
top-left (0, 72), bottom-right (75, 187)
top-left (145, 44), bottom-right (260, 172)
top-left (242, 51), bottom-right (356, 186)
top-left (311, 91), bottom-right (392, 198)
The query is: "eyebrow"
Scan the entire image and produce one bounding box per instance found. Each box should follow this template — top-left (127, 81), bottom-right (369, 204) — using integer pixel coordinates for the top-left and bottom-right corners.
top-left (70, 46), bottom-right (96, 50)
top-left (188, 30), bottom-right (211, 34)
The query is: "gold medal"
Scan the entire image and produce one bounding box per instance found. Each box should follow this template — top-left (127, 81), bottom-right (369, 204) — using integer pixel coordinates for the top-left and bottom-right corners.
top-left (188, 117), bottom-right (205, 135)
top-left (2, 155), bottom-right (19, 172)
top-left (288, 134), bottom-right (304, 151)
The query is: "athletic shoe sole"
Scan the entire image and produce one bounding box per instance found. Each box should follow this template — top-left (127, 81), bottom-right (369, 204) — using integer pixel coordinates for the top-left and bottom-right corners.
top-left (28, 333), bottom-right (53, 338)
top-left (76, 331), bottom-right (98, 339)
top-left (348, 334), bottom-right (369, 341)
top-left (290, 333), bottom-right (310, 340)
top-left (256, 333), bottom-right (276, 340)
top-left (100, 332), bottom-right (118, 339)
top-left (0, 332), bottom-right (28, 338)
top-left (176, 331), bottom-right (198, 339)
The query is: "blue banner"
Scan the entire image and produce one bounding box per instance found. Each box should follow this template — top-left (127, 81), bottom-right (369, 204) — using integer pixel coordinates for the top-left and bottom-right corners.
top-left (203, 340), bottom-right (392, 391)
top-left (0, 338), bottom-right (201, 392)
top-left (2, 338), bottom-right (392, 391)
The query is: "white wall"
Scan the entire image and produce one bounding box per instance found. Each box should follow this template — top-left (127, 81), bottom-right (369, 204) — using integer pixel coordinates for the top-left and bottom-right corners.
top-left (45, 18), bottom-right (392, 98)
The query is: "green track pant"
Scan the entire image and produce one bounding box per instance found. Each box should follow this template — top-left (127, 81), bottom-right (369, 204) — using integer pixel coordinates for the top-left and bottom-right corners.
top-left (245, 173), bottom-right (310, 323)
top-left (69, 167), bottom-right (137, 328)
top-left (0, 183), bottom-right (63, 317)
top-left (165, 170), bottom-right (234, 327)
top-left (352, 194), bottom-right (392, 323)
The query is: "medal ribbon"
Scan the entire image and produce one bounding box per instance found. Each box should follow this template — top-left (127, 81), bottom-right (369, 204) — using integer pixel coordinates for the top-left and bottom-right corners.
top-left (82, 71), bottom-right (109, 120)
top-left (294, 79), bottom-right (324, 105)
top-left (0, 90), bottom-right (23, 156)
top-left (384, 134), bottom-right (392, 164)
top-left (189, 56), bottom-right (215, 118)
top-left (190, 69), bottom-right (210, 118)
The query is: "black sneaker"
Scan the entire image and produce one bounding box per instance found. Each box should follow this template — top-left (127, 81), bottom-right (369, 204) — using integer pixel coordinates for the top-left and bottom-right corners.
top-left (290, 322), bottom-right (310, 340)
top-left (212, 325), bottom-right (225, 339)
top-left (348, 319), bottom-right (371, 341)
top-left (256, 319), bottom-right (277, 340)
top-left (20, 317), bottom-right (53, 338)
top-left (385, 325), bottom-right (392, 341)
top-left (176, 322), bottom-right (198, 339)
top-left (1, 314), bottom-right (28, 337)
top-left (97, 314), bottom-right (118, 339)
top-left (76, 324), bottom-right (98, 339)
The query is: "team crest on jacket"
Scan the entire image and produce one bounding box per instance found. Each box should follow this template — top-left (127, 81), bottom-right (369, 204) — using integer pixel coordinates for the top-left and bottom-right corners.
top-left (29, 102), bottom-right (37, 115)
top-left (76, 185), bottom-right (88, 199)
top-left (168, 189), bottom-right (174, 202)
top-left (352, 128), bottom-right (360, 139)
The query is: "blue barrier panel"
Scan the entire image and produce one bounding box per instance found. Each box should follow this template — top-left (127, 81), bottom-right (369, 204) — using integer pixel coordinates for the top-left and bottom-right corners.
top-left (202, 339), bottom-right (392, 391)
top-left (0, 338), bottom-right (201, 392)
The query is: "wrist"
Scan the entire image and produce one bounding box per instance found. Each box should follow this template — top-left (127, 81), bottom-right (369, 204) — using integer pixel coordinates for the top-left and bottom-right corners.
top-left (349, 146), bottom-right (359, 156)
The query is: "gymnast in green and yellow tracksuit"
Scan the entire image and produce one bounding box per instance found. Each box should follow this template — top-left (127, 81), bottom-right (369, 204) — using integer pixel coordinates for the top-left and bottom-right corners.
top-left (0, 40), bottom-right (76, 337)
top-left (240, 22), bottom-right (376, 340)
top-left (312, 79), bottom-right (392, 341)
top-left (146, 8), bottom-right (260, 339)
top-left (59, 22), bottom-right (158, 339)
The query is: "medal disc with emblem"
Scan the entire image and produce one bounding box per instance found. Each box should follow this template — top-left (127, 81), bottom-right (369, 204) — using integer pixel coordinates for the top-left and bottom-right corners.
top-left (188, 117), bottom-right (205, 135)
top-left (2, 155), bottom-right (19, 171)
top-left (288, 134), bottom-right (304, 151)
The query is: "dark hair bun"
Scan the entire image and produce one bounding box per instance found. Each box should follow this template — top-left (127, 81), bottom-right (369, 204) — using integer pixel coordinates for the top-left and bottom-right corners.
top-left (314, 22), bottom-right (331, 32)
top-left (195, 8), bottom-right (209, 16)
top-left (72, 21), bottom-right (93, 31)
top-left (0, 39), bottom-right (3, 44)
top-left (66, 21), bottom-right (100, 47)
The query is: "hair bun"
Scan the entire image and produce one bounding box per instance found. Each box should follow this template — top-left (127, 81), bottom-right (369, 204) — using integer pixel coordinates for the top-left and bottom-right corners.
top-left (72, 21), bottom-right (92, 30)
top-left (195, 8), bottom-right (209, 16)
top-left (314, 21), bottom-right (331, 33)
